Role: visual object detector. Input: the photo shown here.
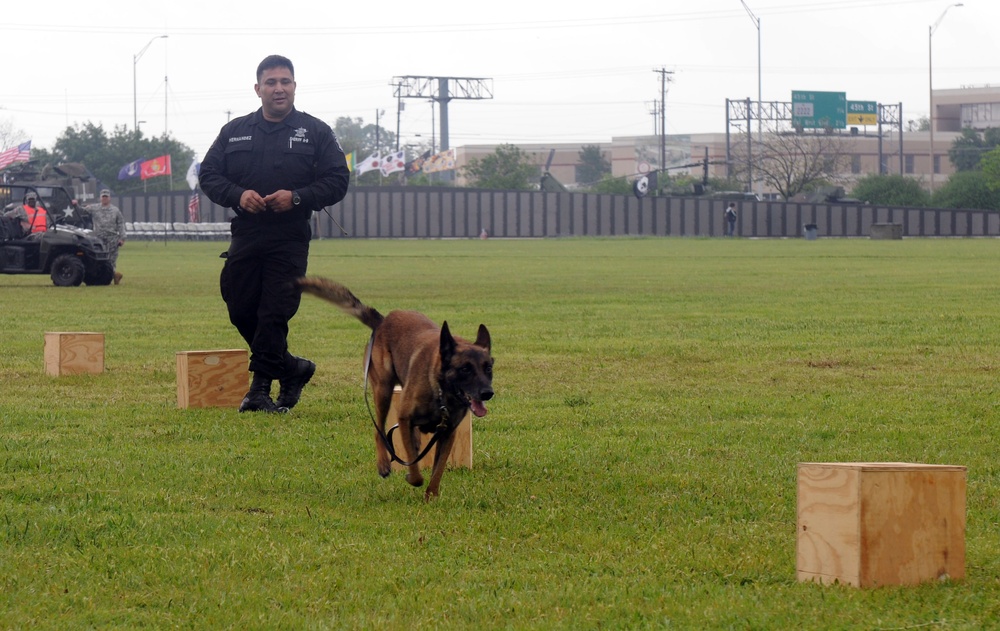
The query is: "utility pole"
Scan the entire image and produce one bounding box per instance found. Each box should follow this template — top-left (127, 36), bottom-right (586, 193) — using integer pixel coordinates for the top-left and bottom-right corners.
top-left (392, 79), bottom-right (403, 152)
top-left (654, 68), bottom-right (674, 175)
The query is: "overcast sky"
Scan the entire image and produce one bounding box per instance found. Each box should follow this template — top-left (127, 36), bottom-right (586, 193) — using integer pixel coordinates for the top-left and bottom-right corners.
top-left (1, 0), bottom-right (994, 159)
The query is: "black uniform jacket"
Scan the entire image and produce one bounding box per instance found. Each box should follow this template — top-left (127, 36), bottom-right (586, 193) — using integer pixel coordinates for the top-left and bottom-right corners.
top-left (199, 107), bottom-right (350, 228)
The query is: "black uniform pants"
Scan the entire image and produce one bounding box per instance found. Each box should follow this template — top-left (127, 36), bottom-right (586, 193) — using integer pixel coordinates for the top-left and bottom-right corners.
top-left (220, 228), bottom-right (309, 380)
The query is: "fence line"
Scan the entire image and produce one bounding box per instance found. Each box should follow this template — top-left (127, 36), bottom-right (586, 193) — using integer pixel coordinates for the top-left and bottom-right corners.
top-left (119, 188), bottom-right (1000, 239)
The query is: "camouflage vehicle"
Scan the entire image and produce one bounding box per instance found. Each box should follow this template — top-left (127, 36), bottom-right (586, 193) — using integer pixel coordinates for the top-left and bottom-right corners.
top-left (1, 184), bottom-right (114, 286)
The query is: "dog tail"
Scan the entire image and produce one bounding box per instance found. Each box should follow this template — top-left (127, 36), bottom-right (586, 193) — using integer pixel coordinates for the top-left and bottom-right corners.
top-left (296, 276), bottom-right (384, 330)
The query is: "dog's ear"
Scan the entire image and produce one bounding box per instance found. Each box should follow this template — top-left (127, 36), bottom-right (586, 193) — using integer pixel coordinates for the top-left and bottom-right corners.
top-left (474, 324), bottom-right (491, 352)
top-left (439, 321), bottom-right (457, 365)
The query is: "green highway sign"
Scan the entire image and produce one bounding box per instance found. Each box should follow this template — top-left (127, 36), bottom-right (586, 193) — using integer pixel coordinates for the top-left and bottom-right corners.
top-left (792, 91), bottom-right (847, 129)
top-left (847, 100), bottom-right (878, 125)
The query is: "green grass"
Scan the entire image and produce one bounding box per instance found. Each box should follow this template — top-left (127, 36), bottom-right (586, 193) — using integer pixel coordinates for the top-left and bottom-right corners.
top-left (2, 237), bottom-right (1000, 629)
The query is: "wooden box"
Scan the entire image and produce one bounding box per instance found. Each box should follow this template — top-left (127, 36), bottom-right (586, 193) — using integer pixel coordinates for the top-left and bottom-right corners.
top-left (176, 350), bottom-right (249, 409)
top-left (797, 462), bottom-right (966, 587)
top-left (44, 332), bottom-right (104, 376)
top-left (388, 385), bottom-right (473, 471)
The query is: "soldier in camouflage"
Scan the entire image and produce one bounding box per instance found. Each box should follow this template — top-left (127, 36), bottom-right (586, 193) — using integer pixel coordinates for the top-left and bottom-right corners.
top-left (85, 189), bottom-right (127, 284)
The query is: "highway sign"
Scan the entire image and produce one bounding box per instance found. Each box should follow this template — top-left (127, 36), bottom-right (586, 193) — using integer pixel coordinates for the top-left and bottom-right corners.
top-left (847, 100), bottom-right (878, 125)
top-left (792, 91), bottom-right (847, 129)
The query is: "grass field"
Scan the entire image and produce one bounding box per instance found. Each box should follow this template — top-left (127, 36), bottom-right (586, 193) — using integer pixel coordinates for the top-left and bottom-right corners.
top-left (2, 236), bottom-right (999, 628)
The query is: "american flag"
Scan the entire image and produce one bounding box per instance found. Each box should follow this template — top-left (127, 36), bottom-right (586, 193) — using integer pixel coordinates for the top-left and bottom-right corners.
top-left (0, 140), bottom-right (31, 171)
top-left (187, 191), bottom-right (201, 222)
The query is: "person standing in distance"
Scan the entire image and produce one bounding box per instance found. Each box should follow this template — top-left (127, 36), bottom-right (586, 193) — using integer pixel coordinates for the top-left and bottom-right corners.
top-left (724, 202), bottom-right (738, 237)
top-left (199, 54), bottom-right (350, 413)
top-left (84, 189), bottom-right (126, 284)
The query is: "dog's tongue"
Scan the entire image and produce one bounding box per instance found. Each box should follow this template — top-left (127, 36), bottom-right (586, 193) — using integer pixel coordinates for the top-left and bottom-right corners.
top-left (470, 399), bottom-right (488, 418)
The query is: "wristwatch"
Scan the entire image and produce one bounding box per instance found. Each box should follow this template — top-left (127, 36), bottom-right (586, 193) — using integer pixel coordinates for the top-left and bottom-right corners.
top-left (291, 190), bottom-right (301, 206)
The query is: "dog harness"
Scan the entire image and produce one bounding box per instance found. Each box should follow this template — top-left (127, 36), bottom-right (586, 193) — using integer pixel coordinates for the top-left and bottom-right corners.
top-left (363, 331), bottom-right (454, 467)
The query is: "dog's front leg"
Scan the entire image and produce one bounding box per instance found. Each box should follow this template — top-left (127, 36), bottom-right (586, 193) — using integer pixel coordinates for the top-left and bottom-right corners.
top-left (425, 428), bottom-right (457, 501)
top-left (373, 388), bottom-right (394, 478)
top-left (398, 417), bottom-right (424, 488)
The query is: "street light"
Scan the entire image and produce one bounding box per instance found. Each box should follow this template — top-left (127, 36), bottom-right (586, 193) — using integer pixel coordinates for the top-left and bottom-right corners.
top-left (928, 3), bottom-right (962, 192)
top-left (134, 35), bottom-right (168, 132)
top-left (740, 0), bottom-right (761, 140)
top-left (740, 1), bottom-right (761, 196)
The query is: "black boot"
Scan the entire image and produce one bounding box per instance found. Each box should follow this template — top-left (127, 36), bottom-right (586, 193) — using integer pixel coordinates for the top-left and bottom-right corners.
top-left (239, 373), bottom-right (288, 413)
top-left (276, 357), bottom-right (316, 410)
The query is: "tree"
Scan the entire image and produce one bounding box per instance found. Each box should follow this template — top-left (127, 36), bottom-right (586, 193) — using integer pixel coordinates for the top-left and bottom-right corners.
top-left (576, 144), bottom-right (610, 185)
top-left (931, 170), bottom-right (1000, 210)
top-left (980, 145), bottom-right (1000, 192)
top-left (730, 127), bottom-right (852, 200)
top-left (850, 174), bottom-right (930, 207)
top-left (0, 118), bottom-right (28, 151)
top-left (948, 127), bottom-right (1000, 172)
top-left (462, 144), bottom-right (537, 190)
top-left (588, 174), bottom-right (632, 195)
top-left (333, 116), bottom-right (397, 186)
top-left (42, 122), bottom-right (196, 194)
top-left (906, 116), bottom-right (930, 132)
top-left (333, 116), bottom-right (395, 159)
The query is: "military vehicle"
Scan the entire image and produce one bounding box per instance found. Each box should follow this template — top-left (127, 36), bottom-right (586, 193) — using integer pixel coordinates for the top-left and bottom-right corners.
top-left (1, 184), bottom-right (114, 286)
top-left (0, 161), bottom-right (100, 227)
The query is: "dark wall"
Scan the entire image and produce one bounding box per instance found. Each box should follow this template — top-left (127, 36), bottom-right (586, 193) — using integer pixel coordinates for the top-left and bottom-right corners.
top-left (121, 188), bottom-right (1000, 239)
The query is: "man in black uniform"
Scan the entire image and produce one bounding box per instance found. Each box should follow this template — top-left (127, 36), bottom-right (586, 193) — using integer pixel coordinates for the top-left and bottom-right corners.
top-left (199, 54), bottom-right (350, 413)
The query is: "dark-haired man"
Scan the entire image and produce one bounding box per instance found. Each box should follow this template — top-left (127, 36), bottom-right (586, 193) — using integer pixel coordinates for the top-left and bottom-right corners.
top-left (22, 192), bottom-right (48, 234)
top-left (199, 54), bottom-right (350, 413)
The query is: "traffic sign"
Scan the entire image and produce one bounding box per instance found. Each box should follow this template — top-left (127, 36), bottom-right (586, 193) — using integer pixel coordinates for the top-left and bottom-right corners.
top-left (792, 91), bottom-right (847, 129)
top-left (847, 100), bottom-right (878, 126)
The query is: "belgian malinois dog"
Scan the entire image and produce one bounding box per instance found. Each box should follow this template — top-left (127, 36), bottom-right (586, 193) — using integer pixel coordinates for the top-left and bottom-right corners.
top-left (296, 277), bottom-right (494, 500)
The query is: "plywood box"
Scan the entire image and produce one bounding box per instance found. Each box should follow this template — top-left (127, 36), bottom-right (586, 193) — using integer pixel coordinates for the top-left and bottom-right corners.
top-left (44, 332), bottom-right (104, 376)
top-left (176, 350), bottom-right (248, 409)
top-left (388, 385), bottom-right (472, 471)
top-left (797, 462), bottom-right (966, 587)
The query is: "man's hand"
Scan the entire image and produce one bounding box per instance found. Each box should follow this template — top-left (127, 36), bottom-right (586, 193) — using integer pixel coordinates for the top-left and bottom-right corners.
top-left (239, 189), bottom-right (267, 214)
top-left (262, 190), bottom-right (295, 213)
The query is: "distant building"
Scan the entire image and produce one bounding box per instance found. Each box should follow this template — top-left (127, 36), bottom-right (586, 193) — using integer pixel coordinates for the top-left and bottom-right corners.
top-left (446, 87), bottom-right (1000, 196)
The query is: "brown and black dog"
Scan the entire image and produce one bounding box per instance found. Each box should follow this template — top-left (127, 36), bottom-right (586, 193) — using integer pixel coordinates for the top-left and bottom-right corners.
top-left (296, 277), bottom-right (494, 500)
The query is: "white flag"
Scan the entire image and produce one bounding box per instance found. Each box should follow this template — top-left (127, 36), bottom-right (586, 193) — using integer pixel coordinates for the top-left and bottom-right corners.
top-left (185, 159), bottom-right (201, 190)
top-left (380, 150), bottom-right (406, 176)
top-left (355, 151), bottom-right (381, 175)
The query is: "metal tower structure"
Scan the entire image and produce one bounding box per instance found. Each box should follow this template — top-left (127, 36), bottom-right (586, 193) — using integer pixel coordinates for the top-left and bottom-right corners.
top-left (392, 76), bottom-right (494, 151)
top-left (725, 98), bottom-right (904, 188)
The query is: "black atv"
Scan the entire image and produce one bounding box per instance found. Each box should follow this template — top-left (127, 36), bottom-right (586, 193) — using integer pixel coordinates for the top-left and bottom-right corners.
top-left (1, 188), bottom-right (113, 286)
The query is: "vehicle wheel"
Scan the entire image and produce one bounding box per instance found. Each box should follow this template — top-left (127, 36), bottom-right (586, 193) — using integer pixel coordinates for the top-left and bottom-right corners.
top-left (84, 261), bottom-right (115, 286)
top-left (50, 254), bottom-right (85, 286)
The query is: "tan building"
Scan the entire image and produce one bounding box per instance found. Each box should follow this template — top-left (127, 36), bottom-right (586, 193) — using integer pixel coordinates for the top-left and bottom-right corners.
top-left (449, 86), bottom-right (1000, 195)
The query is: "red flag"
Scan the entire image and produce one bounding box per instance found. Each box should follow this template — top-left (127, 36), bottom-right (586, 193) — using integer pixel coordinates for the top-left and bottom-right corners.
top-left (187, 192), bottom-right (201, 222)
top-left (140, 155), bottom-right (172, 180)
